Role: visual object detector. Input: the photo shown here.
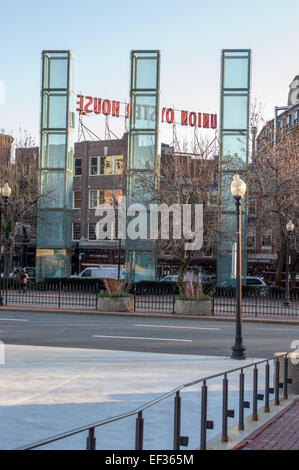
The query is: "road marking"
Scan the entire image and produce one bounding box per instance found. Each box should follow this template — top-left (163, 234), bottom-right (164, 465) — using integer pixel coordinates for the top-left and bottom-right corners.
top-left (92, 335), bottom-right (192, 342)
top-left (134, 324), bottom-right (221, 331)
top-left (0, 318), bottom-right (28, 322)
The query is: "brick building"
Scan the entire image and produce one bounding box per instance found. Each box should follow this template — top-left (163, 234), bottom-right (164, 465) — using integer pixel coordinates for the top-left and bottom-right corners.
top-left (72, 133), bottom-right (127, 274)
top-left (247, 97), bottom-right (299, 276)
top-left (0, 133), bottom-right (13, 165)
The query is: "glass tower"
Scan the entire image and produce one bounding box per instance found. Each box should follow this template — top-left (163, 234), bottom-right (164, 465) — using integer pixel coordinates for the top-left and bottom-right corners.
top-left (217, 50), bottom-right (251, 285)
top-left (125, 50), bottom-right (160, 282)
top-left (36, 51), bottom-right (75, 280)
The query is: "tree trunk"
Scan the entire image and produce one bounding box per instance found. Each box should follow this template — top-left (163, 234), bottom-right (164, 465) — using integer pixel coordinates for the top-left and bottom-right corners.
top-left (177, 250), bottom-right (194, 291)
top-left (275, 237), bottom-right (286, 287)
top-left (290, 251), bottom-right (298, 289)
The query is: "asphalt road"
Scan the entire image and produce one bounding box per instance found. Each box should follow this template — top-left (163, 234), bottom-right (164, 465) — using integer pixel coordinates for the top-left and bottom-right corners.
top-left (0, 310), bottom-right (298, 358)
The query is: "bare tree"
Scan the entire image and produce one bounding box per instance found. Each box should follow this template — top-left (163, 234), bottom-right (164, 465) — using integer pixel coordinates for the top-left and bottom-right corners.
top-left (0, 132), bottom-right (39, 274)
top-left (248, 129), bottom-right (299, 286)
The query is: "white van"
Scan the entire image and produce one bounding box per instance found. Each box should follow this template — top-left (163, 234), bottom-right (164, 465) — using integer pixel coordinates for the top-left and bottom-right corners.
top-left (73, 266), bottom-right (125, 279)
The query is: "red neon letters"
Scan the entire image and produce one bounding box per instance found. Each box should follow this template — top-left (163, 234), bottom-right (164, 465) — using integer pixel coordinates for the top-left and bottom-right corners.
top-left (77, 95), bottom-right (217, 129)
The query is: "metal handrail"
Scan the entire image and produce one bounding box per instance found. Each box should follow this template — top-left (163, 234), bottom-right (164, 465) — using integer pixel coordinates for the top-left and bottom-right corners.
top-left (15, 352), bottom-right (291, 450)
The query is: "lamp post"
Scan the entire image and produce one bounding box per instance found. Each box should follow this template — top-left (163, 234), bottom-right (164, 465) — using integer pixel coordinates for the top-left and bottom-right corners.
top-left (230, 174), bottom-right (247, 360)
top-left (0, 183), bottom-right (12, 305)
top-left (284, 220), bottom-right (294, 307)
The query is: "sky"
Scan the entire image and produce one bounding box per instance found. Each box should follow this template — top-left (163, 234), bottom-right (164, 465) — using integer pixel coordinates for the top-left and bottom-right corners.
top-left (1, 0), bottom-right (299, 147)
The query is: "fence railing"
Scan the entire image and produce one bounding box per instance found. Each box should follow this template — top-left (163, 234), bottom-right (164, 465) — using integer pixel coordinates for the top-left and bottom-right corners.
top-left (0, 280), bottom-right (298, 317)
top-left (15, 353), bottom-right (292, 451)
top-left (0, 279), bottom-right (100, 309)
top-left (213, 288), bottom-right (299, 317)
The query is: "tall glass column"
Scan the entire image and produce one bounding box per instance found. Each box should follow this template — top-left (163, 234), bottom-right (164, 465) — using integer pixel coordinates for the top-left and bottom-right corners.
top-left (36, 51), bottom-right (75, 280)
top-left (126, 50), bottom-right (160, 282)
top-left (217, 50), bottom-right (251, 286)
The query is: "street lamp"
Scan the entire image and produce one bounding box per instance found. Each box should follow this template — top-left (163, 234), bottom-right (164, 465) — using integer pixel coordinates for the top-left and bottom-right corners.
top-left (0, 183), bottom-right (12, 305)
top-left (230, 174), bottom-right (247, 360)
top-left (284, 220), bottom-right (294, 307)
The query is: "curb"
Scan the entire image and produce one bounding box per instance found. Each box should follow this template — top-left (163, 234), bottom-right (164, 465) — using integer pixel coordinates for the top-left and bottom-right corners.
top-left (0, 305), bottom-right (299, 324)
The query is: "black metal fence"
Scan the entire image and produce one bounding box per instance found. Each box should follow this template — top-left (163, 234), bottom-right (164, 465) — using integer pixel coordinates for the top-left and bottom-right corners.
top-left (133, 283), bottom-right (176, 313)
top-left (213, 287), bottom-right (299, 317)
top-left (0, 279), bottom-right (298, 317)
top-left (15, 353), bottom-right (292, 450)
top-left (0, 279), bottom-right (100, 310)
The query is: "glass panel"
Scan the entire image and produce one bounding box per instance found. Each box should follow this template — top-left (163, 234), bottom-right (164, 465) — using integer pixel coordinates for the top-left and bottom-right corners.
top-left (103, 189), bottom-right (113, 206)
top-left (66, 170), bottom-right (73, 208)
top-left (49, 94), bottom-right (67, 128)
top-left (223, 58), bottom-right (249, 89)
top-left (135, 57), bottom-right (157, 89)
top-left (115, 155), bottom-right (123, 174)
top-left (114, 189), bottom-right (122, 206)
top-left (132, 94), bottom-right (156, 130)
top-left (73, 191), bottom-right (81, 208)
top-left (38, 211), bottom-right (65, 246)
top-left (101, 156), bottom-right (113, 175)
top-left (73, 223), bottom-right (81, 240)
top-left (222, 133), bottom-right (247, 170)
top-left (74, 159), bottom-right (82, 176)
top-left (90, 157), bottom-right (98, 175)
top-left (40, 171), bottom-right (65, 208)
top-left (130, 133), bottom-right (155, 169)
top-left (67, 146), bottom-right (73, 171)
top-left (42, 133), bottom-right (66, 168)
top-left (49, 59), bottom-right (68, 89)
top-left (89, 191), bottom-right (98, 208)
top-left (223, 95), bottom-right (248, 129)
top-left (89, 223), bottom-right (96, 240)
top-left (126, 251), bottom-right (156, 282)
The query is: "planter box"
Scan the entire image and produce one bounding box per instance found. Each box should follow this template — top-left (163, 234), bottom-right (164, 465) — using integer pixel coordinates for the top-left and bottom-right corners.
top-left (97, 296), bottom-right (134, 312)
top-left (174, 299), bottom-right (212, 316)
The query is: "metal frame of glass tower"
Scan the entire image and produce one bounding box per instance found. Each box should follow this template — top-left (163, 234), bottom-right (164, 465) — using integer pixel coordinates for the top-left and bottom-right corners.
top-left (217, 49), bottom-right (251, 285)
top-left (125, 50), bottom-right (160, 282)
top-left (36, 50), bottom-right (75, 280)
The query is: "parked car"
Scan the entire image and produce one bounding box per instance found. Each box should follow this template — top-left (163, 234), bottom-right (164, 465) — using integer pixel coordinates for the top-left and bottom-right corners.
top-left (219, 276), bottom-right (268, 295)
top-left (160, 272), bottom-right (203, 282)
top-left (261, 272), bottom-right (299, 288)
top-left (9, 266), bottom-right (35, 280)
top-left (72, 265), bottom-right (125, 279)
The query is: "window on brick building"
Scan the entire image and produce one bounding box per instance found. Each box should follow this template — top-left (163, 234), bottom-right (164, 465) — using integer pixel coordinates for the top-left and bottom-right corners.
top-left (73, 191), bottom-right (82, 209)
top-left (88, 223), bottom-right (96, 240)
top-left (248, 199), bottom-right (256, 216)
top-left (72, 223), bottom-right (81, 240)
top-left (262, 230), bottom-right (272, 249)
top-left (74, 159), bottom-right (82, 176)
top-left (89, 189), bottom-right (122, 209)
top-left (89, 155), bottom-right (124, 176)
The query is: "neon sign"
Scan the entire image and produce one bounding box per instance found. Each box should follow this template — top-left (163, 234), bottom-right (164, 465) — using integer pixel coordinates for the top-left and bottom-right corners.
top-left (76, 95), bottom-right (217, 129)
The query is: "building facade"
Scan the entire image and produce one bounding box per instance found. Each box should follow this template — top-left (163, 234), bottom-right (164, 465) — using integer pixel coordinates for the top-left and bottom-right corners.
top-left (71, 134), bottom-right (127, 274)
top-left (0, 133), bottom-right (14, 165)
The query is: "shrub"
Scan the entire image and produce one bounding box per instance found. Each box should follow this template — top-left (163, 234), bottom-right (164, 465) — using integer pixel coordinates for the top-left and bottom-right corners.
top-left (98, 289), bottom-right (134, 299)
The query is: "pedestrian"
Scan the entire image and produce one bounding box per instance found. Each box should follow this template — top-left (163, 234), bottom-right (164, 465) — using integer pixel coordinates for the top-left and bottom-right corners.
top-left (20, 268), bottom-right (29, 291)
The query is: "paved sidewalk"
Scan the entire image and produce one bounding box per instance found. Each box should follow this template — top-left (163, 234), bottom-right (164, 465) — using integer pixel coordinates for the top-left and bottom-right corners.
top-left (232, 399), bottom-right (299, 450)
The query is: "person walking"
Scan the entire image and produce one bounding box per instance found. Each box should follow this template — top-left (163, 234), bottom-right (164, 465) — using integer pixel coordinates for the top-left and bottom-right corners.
top-left (20, 268), bottom-right (29, 291)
